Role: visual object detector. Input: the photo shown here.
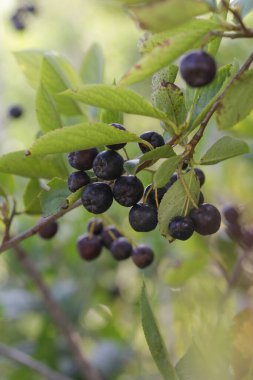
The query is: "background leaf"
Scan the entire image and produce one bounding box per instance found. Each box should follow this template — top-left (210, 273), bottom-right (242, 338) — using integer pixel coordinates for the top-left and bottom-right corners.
top-left (14, 50), bottom-right (43, 89)
top-left (80, 43), bottom-right (104, 84)
top-left (39, 178), bottom-right (71, 217)
top-left (176, 342), bottom-right (211, 380)
top-left (36, 84), bottom-right (62, 132)
top-left (23, 179), bottom-right (42, 215)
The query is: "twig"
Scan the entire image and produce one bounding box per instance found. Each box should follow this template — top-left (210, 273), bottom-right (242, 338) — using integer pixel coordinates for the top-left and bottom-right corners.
top-left (13, 245), bottom-right (102, 380)
top-left (222, 0), bottom-right (249, 33)
top-left (0, 343), bottom-right (73, 380)
top-left (2, 199), bottom-right (17, 244)
top-left (0, 199), bottom-right (82, 255)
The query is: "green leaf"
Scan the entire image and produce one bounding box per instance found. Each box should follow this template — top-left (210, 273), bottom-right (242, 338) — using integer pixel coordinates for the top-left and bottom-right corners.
top-left (120, 19), bottom-right (222, 86)
top-left (99, 109), bottom-right (124, 125)
top-left (36, 84), bottom-right (62, 132)
top-left (153, 156), bottom-right (180, 188)
top-left (0, 151), bottom-right (68, 179)
top-left (62, 84), bottom-right (168, 121)
top-left (23, 179), bottom-right (42, 214)
top-left (141, 284), bottom-right (179, 380)
top-left (158, 171), bottom-right (200, 240)
top-left (200, 136), bottom-right (249, 165)
top-left (128, 0), bottom-right (210, 33)
top-left (39, 178), bottom-right (71, 217)
top-left (152, 65), bottom-right (179, 90)
top-left (217, 69), bottom-right (253, 130)
top-left (231, 0), bottom-right (253, 18)
top-left (80, 43), bottom-right (104, 84)
top-left (28, 122), bottom-right (141, 156)
top-left (41, 53), bottom-right (83, 116)
top-left (14, 49), bottom-right (43, 89)
top-left (176, 342), bottom-right (211, 380)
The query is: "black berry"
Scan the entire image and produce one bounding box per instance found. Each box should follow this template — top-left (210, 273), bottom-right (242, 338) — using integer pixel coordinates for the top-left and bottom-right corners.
top-left (92, 150), bottom-right (124, 180)
top-left (194, 168), bottom-right (205, 187)
top-left (139, 131), bottom-right (165, 153)
top-left (106, 123), bottom-right (127, 151)
top-left (132, 245), bottom-right (154, 268)
top-left (101, 226), bottom-right (122, 249)
top-left (198, 191), bottom-right (204, 205)
top-left (68, 149), bottom-right (98, 171)
top-left (77, 234), bottom-right (102, 261)
top-left (169, 216), bottom-right (194, 241)
top-left (110, 237), bottom-right (132, 260)
top-left (112, 175), bottom-right (144, 207)
top-left (67, 171), bottom-right (90, 192)
top-left (8, 105), bottom-right (23, 118)
top-left (10, 15), bottom-right (26, 30)
top-left (129, 203), bottom-right (157, 232)
top-left (180, 50), bottom-right (216, 87)
top-left (81, 182), bottom-right (113, 214)
top-left (190, 203), bottom-right (221, 235)
top-left (144, 185), bottom-right (166, 206)
top-left (38, 220), bottom-right (58, 240)
top-left (87, 218), bottom-right (104, 235)
top-left (223, 205), bottom-right (240, 224)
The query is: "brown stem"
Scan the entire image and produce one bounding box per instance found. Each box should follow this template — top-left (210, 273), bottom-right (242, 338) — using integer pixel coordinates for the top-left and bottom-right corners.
top-left (222, 0), bottom-right (249, 34)
top-left (2, 200), bottom-right (16, 244)
top-left (13, 245), bottom-right (102, 380)
top-left (0, 343), bottom-right (73, 380)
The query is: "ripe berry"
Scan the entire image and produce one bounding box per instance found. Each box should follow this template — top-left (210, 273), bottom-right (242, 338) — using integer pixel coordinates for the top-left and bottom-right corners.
top-left (129, 203), bottom-right (157, 232)
top-left (198, 191), bottom-right (204, 205)
top-left (106, 123), bottom-right (127, 151)
top-left (67, 171), bottom-right (90, 192)
top-left (81, 182), bottom-right (113, 214)
top-left (223, 205), bottom-right (240, 224)
top-left (101, 226), bottom-right (122, 248)
top-left (112, 175), bottom-right (144, 207)
top-left (8, 105), bottom-right (23, 118)
top-left (132, 245), bottom-right (154, 269)
top-left (110, 237), bottom-right (133, 260)
top-left (77, 234), bottom-right (102, 261)
top-left (180, 50), bottom-right (216, 87)
top-left (144, 185), bottom-right (166, 206)
top-left (194, 168), bottom-right (205, 187)
top-left (92, 150), bottom-right (124, 180)
top-left (87, 218), bottom-right (104, 235)
top-left (138, 131), bottom-right (165, 153)
top-left (38, 220), bottom-right (58, 239)
top-left (68, 149), bottom-right (98, 171)
top-left (10, 15), bottom-right (26, 30)
top-left (190, 203), bottom-right (221, 235)
top-left (169, 216), bottom-right (194, 241)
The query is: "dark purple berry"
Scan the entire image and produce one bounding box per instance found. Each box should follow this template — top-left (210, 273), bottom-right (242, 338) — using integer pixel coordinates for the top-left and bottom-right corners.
top-left (180, 50), bottom-right (216, 87)
top-left (169, 216), bottom-right (194, 241)
top-left (106, 123), bottom-right (127, 151)
top-left (144, 185), bottom-right (166, 206)
top-left (198, 191), bottom-right (204, 205)
top-left (87, 218), bottom-right (104, 235)
top-left (92, 150), bottom-right (124, 180)
top-left (38, 220), bottom-right (58, 240)
top-left (77, 234), bottom-right (102, 261)
top-left (10, 15), bottom-right (26, 30)
top-left (139, 131), bottom-right (165, 153)
top-left (190, 203), bottom-right (221, 235)
top-left (81, 182), bottom-right (113, 214)
top-left (67, 171), bottom-right (90, 192)
top-left (68, 149), bottom-right (98, 171)
top-left (223, 205), bottom-right (240, 224)
top-left (24, 4), bottom-right (37, 13)
top-left (194, 168), bottom-right (205, 187)
top-left (132, 245), bottom-right (154, 269)
top-left (112, 175), bottom-right (144, 207)
top-left (129, 203), bottom-right (157, 232)
top-left (101, 226), bottom-right (122, 249)
top-left (8, 105), bottom-right (23, 118)
top-left (110, 237), bottom-right (133, 260)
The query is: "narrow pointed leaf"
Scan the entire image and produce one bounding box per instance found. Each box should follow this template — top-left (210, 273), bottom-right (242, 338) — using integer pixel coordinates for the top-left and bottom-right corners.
top-left (36, 84), bottom-right (62, 132)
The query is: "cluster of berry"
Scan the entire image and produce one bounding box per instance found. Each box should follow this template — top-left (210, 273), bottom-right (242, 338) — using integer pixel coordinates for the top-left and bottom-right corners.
top-left (77, 218), bottom-right (154, 268)
top-left (10, 3), bottom-right (37, 31)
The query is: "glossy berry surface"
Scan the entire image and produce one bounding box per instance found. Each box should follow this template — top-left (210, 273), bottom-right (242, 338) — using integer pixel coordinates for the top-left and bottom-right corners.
top-left (144, 185), bottom-right (166, 206)
top-left (180, 50), bottom-right (216, 87)
top-left (132, 245), bottom-right (154, 269)
top-left (139, 131), bottom-right (165, 153)
top-left (190, 203), bottom-right (221, 235)
top-left (77, 234), bottom-right (102, 261)
top-left (81, 182), bottom-right (113, 214)
top-left (87, 218), bottom-right (104, 235)
top-left (194, 168), bottom-right (205, 187)
top-left (169, 216), bottom-right (194, 241)
top-left (67, 171), bottom-right (90, 192)
top-left (110, 237), bottom-right (133, 260)
top-left (107, 123), bottom-right (127, 151)
top-left (8, 105), bottom-right (23, 118)
top-left (113, 175), bottom-right (144, 207)
top-left (38, 221), bottom-right (58, 240)
top-left (223, 205), bottom-right (240, 224)
top-left (68, 149), bottom-right (98, 171)
top-left (92, 150), bottom-right (124, 180)
top-left (101, 226), bottom-right (122, 249)
top-left (129, 203), bottom-right (157, 232)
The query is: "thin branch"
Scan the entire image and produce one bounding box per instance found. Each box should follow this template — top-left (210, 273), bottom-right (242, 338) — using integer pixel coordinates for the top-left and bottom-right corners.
top-left (13, 245), bottom-right (102, 380)
top-left (0, 343), bottom-right (73, 380)
top-left (221, 0), bottom-right (249, 34)
top-left (2, 199), bottom-right (17, 244)
top-left (0, 199), bottom-right (82, 255)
